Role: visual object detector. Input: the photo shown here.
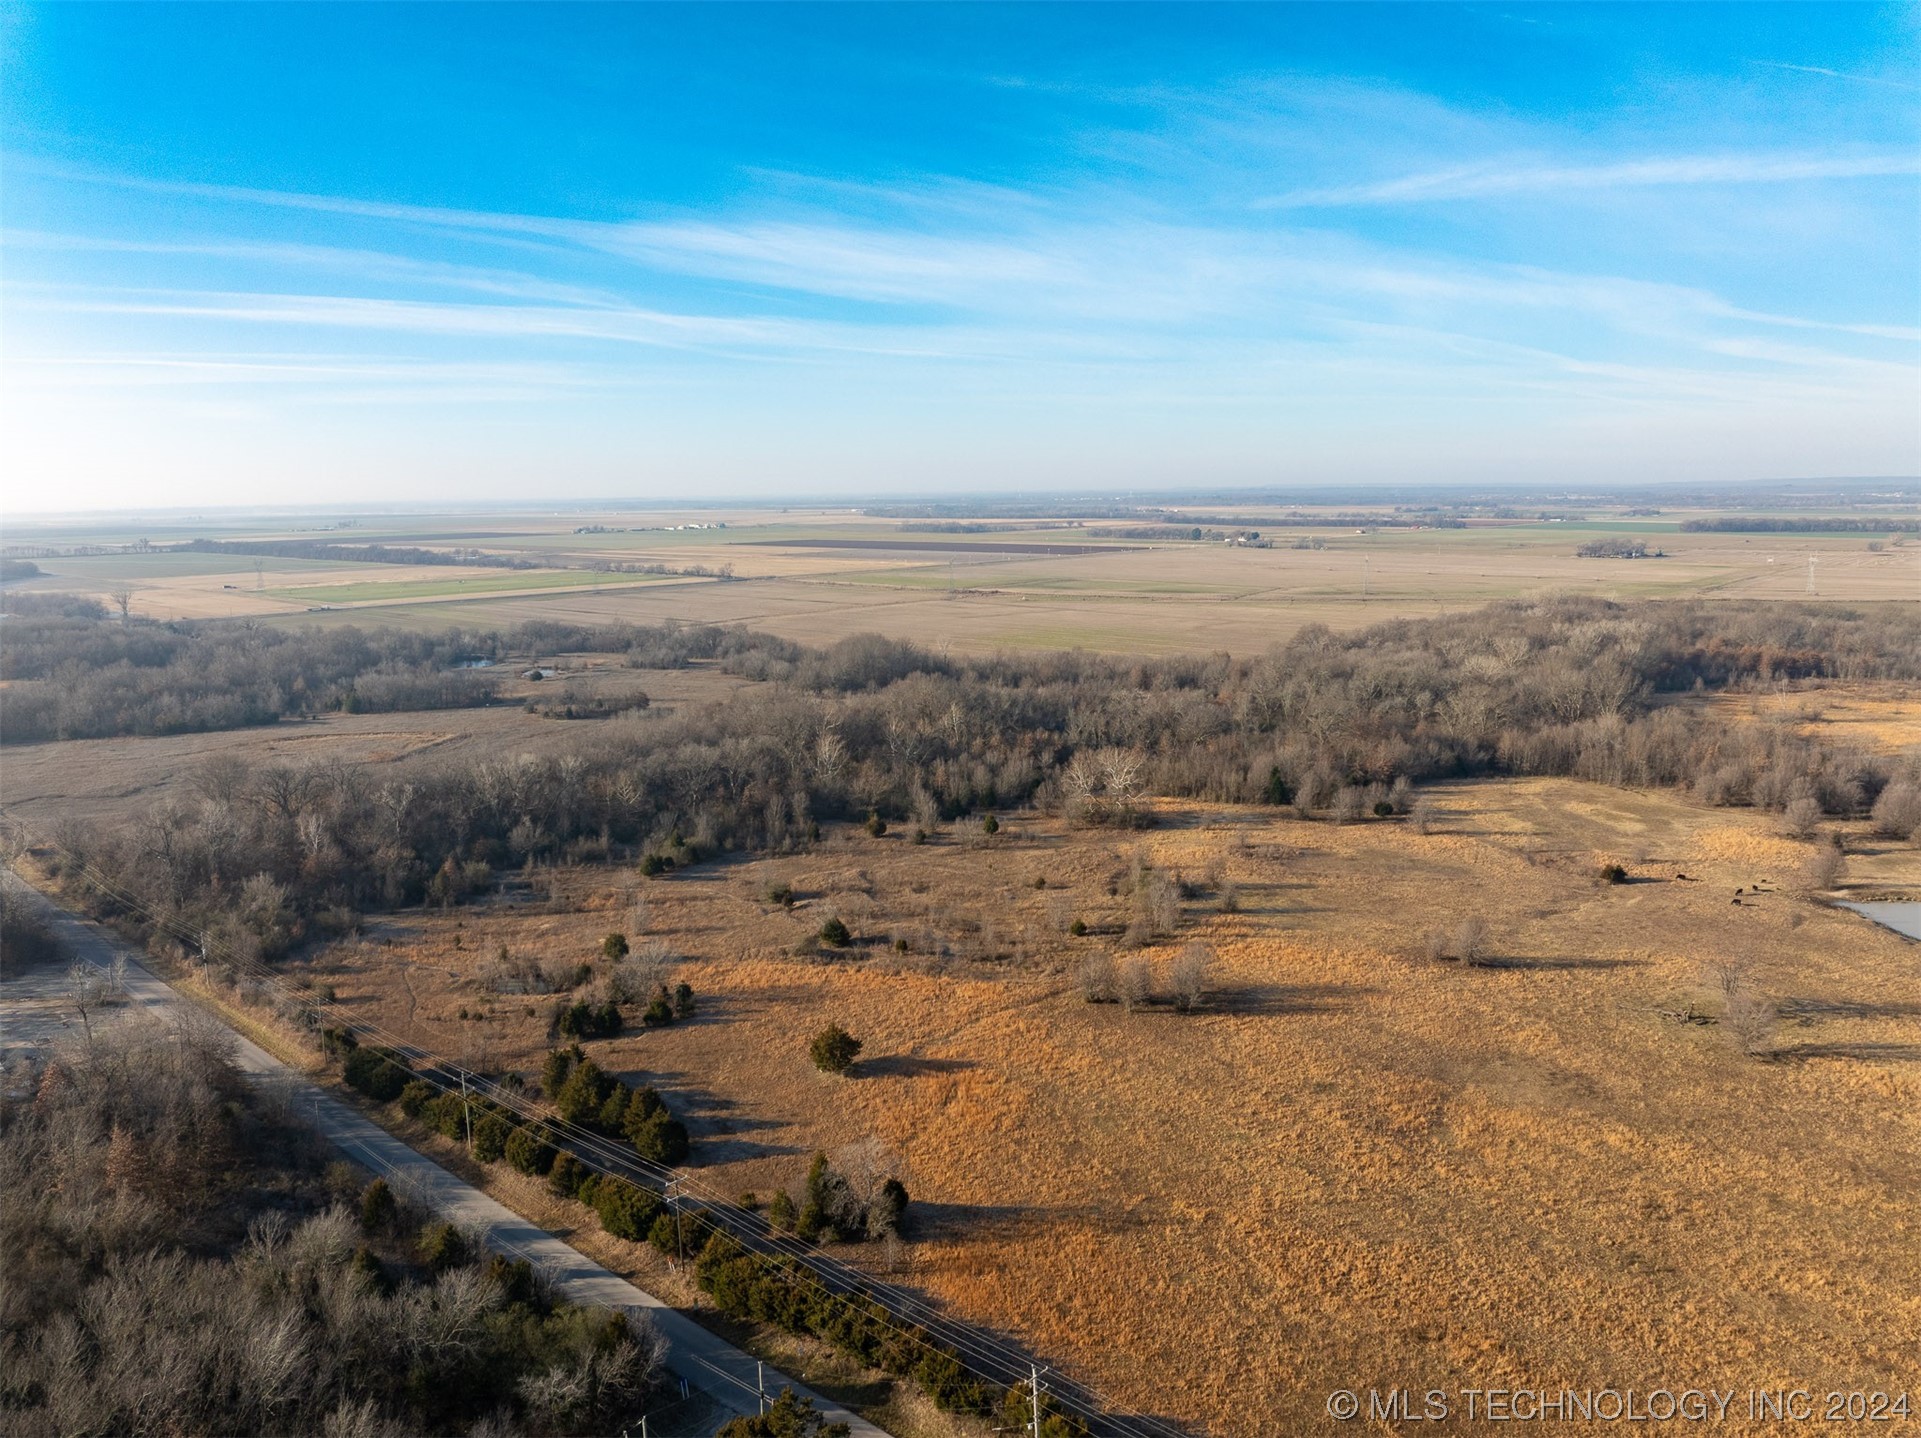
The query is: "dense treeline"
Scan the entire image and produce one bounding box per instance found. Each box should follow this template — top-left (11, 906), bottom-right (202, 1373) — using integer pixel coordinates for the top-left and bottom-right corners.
top-left (1679, 517), bottom-right (1920, 533)
top-left (0, 602), bottom-right (790, 744)
top-left (23, 598), bottom-right (1919, 973)
top-left (0, 1014), bottom-right (663, 1436)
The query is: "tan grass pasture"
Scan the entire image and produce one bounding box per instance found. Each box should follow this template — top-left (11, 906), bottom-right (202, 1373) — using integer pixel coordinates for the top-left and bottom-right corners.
top-left (304, 779), bottom-right (1921, 1436)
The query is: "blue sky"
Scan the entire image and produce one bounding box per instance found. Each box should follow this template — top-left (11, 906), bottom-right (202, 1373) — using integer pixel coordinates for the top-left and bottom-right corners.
top-left (2, 2), bottom-right (1916, 509)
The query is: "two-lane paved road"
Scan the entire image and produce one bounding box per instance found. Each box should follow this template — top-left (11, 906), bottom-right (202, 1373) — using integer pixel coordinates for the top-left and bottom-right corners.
top-left (1, 872), bottom-right (886, 1438)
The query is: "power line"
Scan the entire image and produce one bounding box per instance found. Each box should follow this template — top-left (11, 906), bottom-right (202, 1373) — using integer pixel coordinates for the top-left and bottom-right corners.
top-left (7, 822), bottom-right (1191, 1438)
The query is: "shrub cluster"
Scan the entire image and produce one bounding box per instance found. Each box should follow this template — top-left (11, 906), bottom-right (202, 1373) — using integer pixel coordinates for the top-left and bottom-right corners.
top-left (543, 1046), bottom-right (690, 1165)
top-left (556, 998), bottom-right (623, 1040)
top-left (809, 1024), bottom-right (862, 1075)
top-left (693, 1233), bottom-right (1085, 1436)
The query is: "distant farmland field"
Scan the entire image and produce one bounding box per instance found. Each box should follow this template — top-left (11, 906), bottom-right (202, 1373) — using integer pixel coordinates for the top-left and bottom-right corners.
top-left (267, 570), bottom-right (694, 605)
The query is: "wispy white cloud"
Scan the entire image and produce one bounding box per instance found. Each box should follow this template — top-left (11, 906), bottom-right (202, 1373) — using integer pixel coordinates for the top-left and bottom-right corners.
top-left (1263, 149), bottom-right (1921, 208)
top-left (2, 228), bottom-right (625, 307)
top-left (1754, 61), bottom-right (1921, 93)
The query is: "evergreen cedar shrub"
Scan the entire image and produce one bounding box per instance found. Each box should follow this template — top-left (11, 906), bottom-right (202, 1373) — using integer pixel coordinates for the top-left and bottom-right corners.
top-left (399, 1080), bottom-right (437, 1119)
top-left (873, 1178), bottom-right (910, 1236)
top-left (359, 1177), bottom-right (397, 1234)
top-left (768, 881), bottom-right (795, 907)
top-left (542, 1044), bottom-right (582, 1099)
top-left (692, 1233), bottom-right (1081, 1431)
top-left (796, 1153), bottom-right (834, 1242)
top-left (809, 1024), bottom-right (862, 1075)
top-left (557, 998), bottom-right (622, 1040)
top-left (718, 1388), bottom-right (852, 1438)
top-left (767, 1190), bottom-right (798, 1232)
top-left (546, 1047), bottom-right (693, 1162)
top-left (643, 987), bottom-right (675, 1025)
top-left (555, 1057), bottom-right (616, 1124)
top-left (596, 1086), bottom-right (632, 1132)
top-left (865, 812), bottom-right (887, 837)
top-left (817, 917), bottom-right (851, 948)
top-left (342, 1046), bottom-right (412, 1102)
top-left (1373, 800), bottom-right (1395, 817)
top-left (649, 1211), bottom-right (710, 1260)
top-left (472, 1112), bottom-right (512, 1164)
top-left (592, 1178), bottom-right (663, 1243)
top-left (601, 932), bottom-right (629, 960)
top-left (1600, 862), bottom-right (1629, 884)
top-left (629, 1107), bottom-right (690, 1165)
top-left (1068, 918), bottom-right (1087, 937)
top-left (349, 1245), bottom-right (388, 1294)
top-left (548, 1152), bottom-right (588, 1199)
top-left (982, 814), bottom-right (999, 834)
top-left (416, 1221), bottom-right (466, 1272)
top-left (1263, 767), bottom-right (1292, 806)
top-left (505, 1124), bottom-right (557, 1177)
top-left (674, 981), bottom-right (696, 1019)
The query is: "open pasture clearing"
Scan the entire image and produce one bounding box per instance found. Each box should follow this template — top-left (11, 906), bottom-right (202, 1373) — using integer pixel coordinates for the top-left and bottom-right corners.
top-left (1699, 680), bottom-right (1921, 760)
top-left (306, 778), bottom-right (1919, 1436)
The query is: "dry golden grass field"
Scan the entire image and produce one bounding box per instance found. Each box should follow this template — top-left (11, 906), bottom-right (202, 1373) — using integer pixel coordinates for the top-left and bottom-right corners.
top-left (13, 506), bottom-right (1917, 654)
top-left (1702, 682), bottom-right (1921, 761)
top-left (291, 776), bottom-right (1919, 1436)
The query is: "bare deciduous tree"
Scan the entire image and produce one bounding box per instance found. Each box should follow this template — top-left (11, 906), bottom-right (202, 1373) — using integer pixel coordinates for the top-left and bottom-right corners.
top-left (1796, 841), bottom-right (1846, 892)
top-left (1079, 950), bottom-right (1118, 1003)
top-left (65, 961), bottom-right (111, 1050)
top-left (1452, 917), bottom-right (1490, 965)
top-left (1780, 796), bottom-right (1823, 840)
top-left (1425, 917), bottom-right (1490, 965)
top-left (1170, 943), bottom-right (1212, 1013)
top-left (1119, 956), bottom-right (1153, 1013)
top-left (1871, 782), bottom-right (1921, 841)
top-left (1711, 956), bottom-right (1776, 1058)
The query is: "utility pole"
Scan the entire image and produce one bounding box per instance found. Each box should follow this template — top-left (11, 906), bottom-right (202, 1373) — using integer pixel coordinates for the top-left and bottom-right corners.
top-left (1030, 1364), bottom-right (1048, 1438)
top-left (459, 1070), bottom-right (474, 1152)
top-left (1806, 555), bottom-right (1817, 596)
top-left (665, 1178), bottom-right (684, 1266)
top-left (758, 1360), bottom-right (768, 1415)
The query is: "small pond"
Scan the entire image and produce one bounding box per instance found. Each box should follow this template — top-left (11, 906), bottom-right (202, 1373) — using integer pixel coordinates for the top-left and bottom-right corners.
top-left (1840, 903), bottom-right (1921, 942)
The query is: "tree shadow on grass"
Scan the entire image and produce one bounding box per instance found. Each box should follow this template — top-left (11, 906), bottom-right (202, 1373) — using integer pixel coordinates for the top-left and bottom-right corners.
top-left (1210, 982), bottom-right (1371, 1015)
top-left (1472, 955), bottom-right (1645, 972)
top-left (1771, 1041), bottom-right (1921, 1062)
top-left (858, 1053), bottom-right (977, 1079)
top-left (1777, 995), bottom-right (1921, 1021)
top-left (905, 1199), bottom-right (1102, 1244)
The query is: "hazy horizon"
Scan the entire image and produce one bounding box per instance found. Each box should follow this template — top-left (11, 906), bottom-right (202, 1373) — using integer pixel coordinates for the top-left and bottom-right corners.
top-left (3, 3), bottom-right (1917, 510)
